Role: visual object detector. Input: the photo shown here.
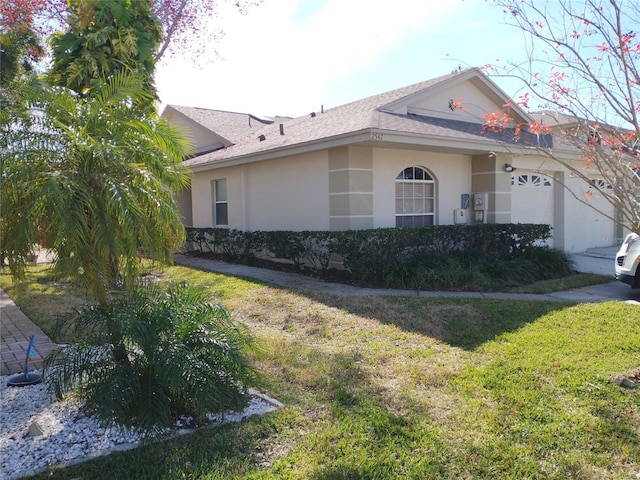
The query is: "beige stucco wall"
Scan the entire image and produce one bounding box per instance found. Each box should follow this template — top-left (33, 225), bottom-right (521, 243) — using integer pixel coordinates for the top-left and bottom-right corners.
top-left (372, 148), bottom-right (472, 227)
top-left (471, 154), bottom-right (512, 223)
top-left (190, 151), bottom-right (330, 231)
top-left (174, 187), bottom-right (193, 227)
top-left (191, 147), bottom-right (472, 231)
top-left (245, 151), bottom-right (330, 230)
top-left (406, 81), bottom-right (503, 125)
top-left (329, 146), bottom-right (374, 230)
top-left (188, 144), bottom-right (615, 252)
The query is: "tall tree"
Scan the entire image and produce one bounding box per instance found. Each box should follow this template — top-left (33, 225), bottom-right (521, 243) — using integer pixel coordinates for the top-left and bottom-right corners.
top-left (485, 0), bottom-right (640, 234)
top-left (1, 0), bottom-right (194, 303)
top-left (2, 2), bottom-right (259, 437)
top-left (0, 27), bottom-right (43, 86)
top-left (0, 0), bottom-right (47, 32)
top-left (0, 74), bottom-right (191, 304)
top-left (3, 0), bottom-right (260, 65)
top-left (0, 2), bottom-right (46, 107)
top-left (0, 24), bottom-right (44, 130)
top-left (48, 0), bottom-right (162, 97)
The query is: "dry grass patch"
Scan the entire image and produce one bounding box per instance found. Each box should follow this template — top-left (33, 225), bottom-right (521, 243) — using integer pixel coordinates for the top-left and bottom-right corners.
top-left (4, 264), bottom-right (640, 479)
top-left (413, 303), bottom-right (490, 337)
top-left (0, 265), bottom-right (91, 340)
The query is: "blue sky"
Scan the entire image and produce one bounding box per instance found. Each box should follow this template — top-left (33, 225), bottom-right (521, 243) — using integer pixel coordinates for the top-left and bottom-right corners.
top-left (155, 0), bottom-right (530, 117)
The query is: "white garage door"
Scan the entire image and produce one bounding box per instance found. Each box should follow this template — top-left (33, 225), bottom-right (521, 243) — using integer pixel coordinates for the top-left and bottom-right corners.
top-left (581, 178), bottom-right (616, 247)
top-left (511, 172), bottom-right (555, 246)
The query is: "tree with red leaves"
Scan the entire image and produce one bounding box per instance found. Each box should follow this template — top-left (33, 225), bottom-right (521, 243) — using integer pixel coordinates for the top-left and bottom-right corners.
top-left (483, 0), bottom-right (640, 234)
top-left (0, 0), bottom-right (46, 31)
top-left (1, 0), bottom-right (260, 64)
top-left (152, 0), bottom-right (261, 63)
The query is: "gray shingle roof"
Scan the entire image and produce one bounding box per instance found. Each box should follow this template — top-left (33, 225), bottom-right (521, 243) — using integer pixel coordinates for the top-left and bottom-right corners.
top-left (380, 113), bottom-right (553, 149)
top-left (167, 106), bottom-right (274, 144)
top-left (181, 68), bottom-right (541, 169)
top-left (529, 110), bottom-right (581, 128)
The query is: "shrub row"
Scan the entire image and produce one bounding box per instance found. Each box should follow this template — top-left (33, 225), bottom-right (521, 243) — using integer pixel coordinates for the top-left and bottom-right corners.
top-left (183, 224), bottom-right (569, 290)
top-left (184, 228), bottom-right (337, 272)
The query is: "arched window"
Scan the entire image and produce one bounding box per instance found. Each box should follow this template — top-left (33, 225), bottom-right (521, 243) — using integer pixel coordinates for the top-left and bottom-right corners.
top-left (395, 166), bottom-right (435, 227)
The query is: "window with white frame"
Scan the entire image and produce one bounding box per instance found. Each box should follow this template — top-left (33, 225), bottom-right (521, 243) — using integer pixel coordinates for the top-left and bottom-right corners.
top-left (590, 178), bottom-right (613, 190)
top-left (511, 174), bottom-right (553, 187)
top-left (212, 179), bottom-right (228, 226)
top-left (395, 166), bottom-right (435, 227)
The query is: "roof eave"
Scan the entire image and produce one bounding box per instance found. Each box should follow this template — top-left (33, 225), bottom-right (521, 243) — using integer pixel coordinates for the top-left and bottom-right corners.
top-left (369, 129), bottom-right (554, 156)
top-left (187, 130), bottom-right (374, 172)
top-left (186, 127), bottom-right (575, 172)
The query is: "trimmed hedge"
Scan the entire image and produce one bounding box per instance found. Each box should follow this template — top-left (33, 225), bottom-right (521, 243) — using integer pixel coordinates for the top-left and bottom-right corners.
top-left (183, 224), bottom-right (566, 290)
top-left (333, 224), bottom-right (552, 284)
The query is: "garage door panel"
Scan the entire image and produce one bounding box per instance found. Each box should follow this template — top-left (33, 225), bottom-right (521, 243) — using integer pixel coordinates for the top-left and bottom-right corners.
top-left (511, 173), bottom-right (555, 246)
top-left (581, 182), bottom-right (615, 247)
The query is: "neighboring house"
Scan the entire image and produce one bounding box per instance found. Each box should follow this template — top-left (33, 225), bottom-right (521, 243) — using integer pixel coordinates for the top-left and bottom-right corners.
top-left (161, 67), bottom-right (620, 253)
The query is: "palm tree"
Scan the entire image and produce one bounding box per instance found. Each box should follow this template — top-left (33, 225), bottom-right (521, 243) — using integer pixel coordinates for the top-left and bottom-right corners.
top-left (44, 281), bottom-right (260, 439)
top-left (0, 73), bottom-right (191, 304)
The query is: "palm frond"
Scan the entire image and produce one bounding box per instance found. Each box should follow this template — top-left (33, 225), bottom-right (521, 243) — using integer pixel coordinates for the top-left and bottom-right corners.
top-left (2, 71), bottom-right (191, 301)
top-left (43, 281), bottom-right (260, 440)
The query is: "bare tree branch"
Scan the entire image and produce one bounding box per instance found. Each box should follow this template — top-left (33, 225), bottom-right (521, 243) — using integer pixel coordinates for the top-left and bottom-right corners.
top-left (484, 0), bottom-right (640, 234)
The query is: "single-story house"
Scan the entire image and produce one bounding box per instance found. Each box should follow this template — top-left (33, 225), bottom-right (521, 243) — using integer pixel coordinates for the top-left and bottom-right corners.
top-left (161, 67), bottom-right (621, 253)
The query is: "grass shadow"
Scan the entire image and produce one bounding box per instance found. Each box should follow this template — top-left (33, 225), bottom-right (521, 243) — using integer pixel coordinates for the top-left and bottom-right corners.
top-left (27, 345), bottom-right (448, 480)
top-left (304, 292), bottom-right (570, 350)
top-left (170, 256), bottom-right (574, 351)
top-left (7, 261), bottom-right (639, 479)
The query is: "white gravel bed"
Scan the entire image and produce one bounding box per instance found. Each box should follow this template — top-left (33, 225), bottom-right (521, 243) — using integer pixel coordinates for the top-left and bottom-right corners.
top-left (0, 373), bottom-right (282, 479)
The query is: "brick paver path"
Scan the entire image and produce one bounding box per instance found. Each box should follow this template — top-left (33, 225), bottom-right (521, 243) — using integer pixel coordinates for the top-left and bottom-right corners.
top-left (1, 288), bottom-right (57, 376)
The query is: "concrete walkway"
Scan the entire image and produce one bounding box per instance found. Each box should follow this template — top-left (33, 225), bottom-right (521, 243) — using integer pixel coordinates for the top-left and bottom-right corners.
top-left (1, 245), bottom-right (638, 376)
top-left (172, 251), bottom-right (640, 303)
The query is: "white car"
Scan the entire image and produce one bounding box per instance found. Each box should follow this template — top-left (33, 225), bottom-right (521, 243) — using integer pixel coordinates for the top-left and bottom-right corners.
top-left (615, 233), bottom-right (640, 288)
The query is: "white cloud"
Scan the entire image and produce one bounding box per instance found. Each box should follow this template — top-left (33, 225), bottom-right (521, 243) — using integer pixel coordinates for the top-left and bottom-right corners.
top-left (156, 0), bottom-right (454, 117)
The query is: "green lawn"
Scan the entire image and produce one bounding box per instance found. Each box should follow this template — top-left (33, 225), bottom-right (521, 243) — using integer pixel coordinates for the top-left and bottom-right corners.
top-left (1, 265), bottom-right (639, 479)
